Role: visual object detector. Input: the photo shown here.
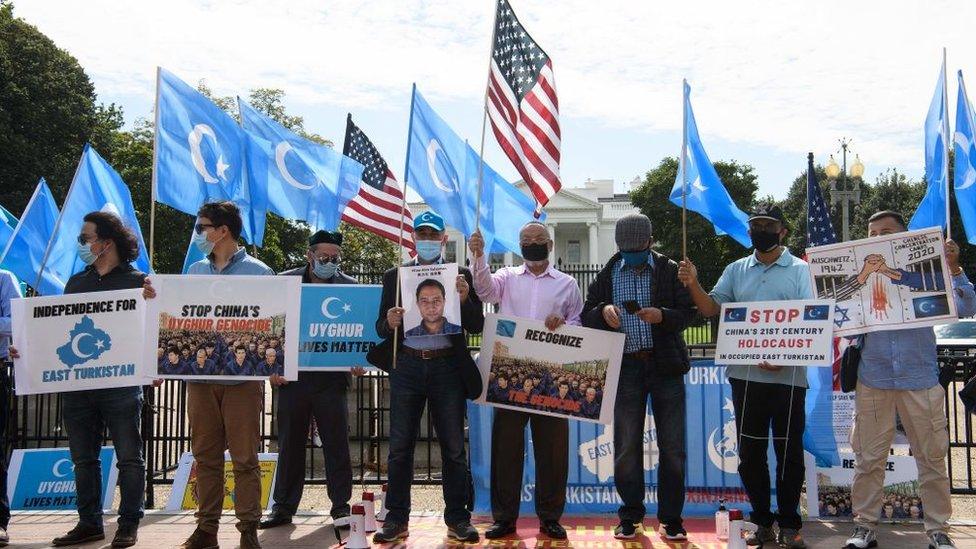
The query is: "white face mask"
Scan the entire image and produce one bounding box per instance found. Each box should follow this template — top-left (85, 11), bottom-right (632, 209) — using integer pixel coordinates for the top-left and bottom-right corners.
top-left (192, 230), bottom-right (219, 255)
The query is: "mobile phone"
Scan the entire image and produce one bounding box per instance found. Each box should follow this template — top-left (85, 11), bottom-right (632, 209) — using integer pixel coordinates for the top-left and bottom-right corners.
top-left (623, 300), bottom-right (640, 314)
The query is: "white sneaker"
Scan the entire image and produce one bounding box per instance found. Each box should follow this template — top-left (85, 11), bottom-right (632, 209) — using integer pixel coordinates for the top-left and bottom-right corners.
top-left (929, 531), bottom-right (956, 549)
top-left (844, 526), bottom-right (877, 549)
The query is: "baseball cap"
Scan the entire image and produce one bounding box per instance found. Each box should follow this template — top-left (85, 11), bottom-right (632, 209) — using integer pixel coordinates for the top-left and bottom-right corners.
top-left (748, 203), bottom-right (785, 224)
top-left (413, 211), bottom-right (445, 232)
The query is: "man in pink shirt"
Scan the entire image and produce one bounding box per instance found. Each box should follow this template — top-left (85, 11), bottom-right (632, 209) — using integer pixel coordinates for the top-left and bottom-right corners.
top-left (469, 221), bottom-right (583, 541)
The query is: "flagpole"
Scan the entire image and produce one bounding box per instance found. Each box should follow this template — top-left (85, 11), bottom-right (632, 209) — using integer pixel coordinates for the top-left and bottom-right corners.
top-left (807, 152), bottom-right (813, 240)
top-left (392, 83), bottom-right (419, 369)
top-left (943, 48), bottom-right (952, 239)
top-left (149, 66), bottom-right (162, 269)
top-left (474, 0), bottom-right (501, 234)
top-left (34, 146), bottom-right (87, 293)
top-left (680, 79), bottom-right (688, 260)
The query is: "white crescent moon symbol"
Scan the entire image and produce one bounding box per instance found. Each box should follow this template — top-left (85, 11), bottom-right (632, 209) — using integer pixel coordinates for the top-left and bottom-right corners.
top-left (955, 131), bottom-right (976, 190)
top-left (707, 428), bottom-right (738, 474)
top-left (70, 333), bottom-right (93, 359)
top-left (52, 458), bottom-right (73, 478)
top-left (321, 297), bottom-right (342, 319)
top-left (426, 139), bottom-right (457, 193)
top-left (209, 280), bottom-right (233, 299)
top-left (275, 142), bottom-right (317, 190)
top-left (919, 301), bottom-right (934, 313)
top-left (188, 124), bottom-right (220, 184)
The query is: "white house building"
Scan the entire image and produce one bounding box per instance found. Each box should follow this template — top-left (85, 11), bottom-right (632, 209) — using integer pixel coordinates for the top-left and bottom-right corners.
top-left (408, 177), bottom-right (641, 267)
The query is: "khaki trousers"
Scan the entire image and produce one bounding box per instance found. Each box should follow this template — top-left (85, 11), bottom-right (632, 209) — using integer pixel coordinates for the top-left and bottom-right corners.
top-left (187, 382), bottom-right (264, 533)
top-left (850, 381), bottom-right (951, 534)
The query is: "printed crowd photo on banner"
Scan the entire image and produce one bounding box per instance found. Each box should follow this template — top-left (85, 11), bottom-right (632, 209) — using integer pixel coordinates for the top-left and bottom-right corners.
top-left (805, 452), bottom-right (923, 522)
top-left (144, 275), bottom-right (301, 380)
top-left (398, 263), bottom-right (462, 337)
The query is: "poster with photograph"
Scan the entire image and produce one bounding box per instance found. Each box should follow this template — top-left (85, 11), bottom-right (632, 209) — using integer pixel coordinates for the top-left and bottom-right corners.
top-left (398, 263), bottom-right (462, 338)
top-left (164, 451), bottom-right (278, 512)
top-left (715, 299), bottom-right (835, 367)
top-left (11, 289), bottom-right (148, 395)
top-left (805, 451), bottom-right (922, 521)
top-left (476, 314), bottom-right (624, 424)
top-left (144, 275), bottom-right (301, 380)
top-left (806, 228), bottom-right (957, 336)
top-left (298, 284), bottom-right (382, 370)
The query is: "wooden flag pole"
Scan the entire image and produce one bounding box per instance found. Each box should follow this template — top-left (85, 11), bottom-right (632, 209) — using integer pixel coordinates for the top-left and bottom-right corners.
top-left (474, 1), bottom-right (501, 234)
top-left (680, 79), bottom-right (689, 260)
top-left (149, 66), bottom-right (162, 269)
top-left (392, 84), bottom-right (419, 369)
top-left (943, 47), bottom-right (952, 239)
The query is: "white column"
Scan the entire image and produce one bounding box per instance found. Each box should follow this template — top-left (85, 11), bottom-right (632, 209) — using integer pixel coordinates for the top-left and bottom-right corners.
top-left (588, 222), bottom-right (599, 265)
top-left (546, 223), bottom-right (557, 263)
top-left (504, 251), bottom-right (514, 265)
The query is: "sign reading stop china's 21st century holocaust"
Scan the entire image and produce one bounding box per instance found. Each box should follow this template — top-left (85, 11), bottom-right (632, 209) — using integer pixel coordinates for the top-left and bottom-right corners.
top-left (807, 227), bottom-right (956, 336)
top-left (144, 275), bottom-right (301, 381)
top-left (714, 300), bottom-right (835, 367)
top-left (11, 289), bottom-right (147, 395)
top-left (476, 313), bottom-right (624, 425)
top-left (7, 447), bottom-right (117, 511)
top-left (298, 285), bottom-right (382, 370)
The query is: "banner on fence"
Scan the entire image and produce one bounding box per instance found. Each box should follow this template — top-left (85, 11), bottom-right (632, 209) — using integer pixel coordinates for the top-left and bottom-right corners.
top-left (807, 228), bottom-right (956, 336)
top-left (298, 284), bottom-right (382, 370)
top-left (805, 451), bottom-right (921, 521)
top-left (399, 263), bottom-right (462, 338)
top-left (145, 275), bottom-right (301, 380)
top-left (165, 451), bottom-right (278, 511)
top-left (7, 447), bottom-right (117, 511)
top-left (715, 299), bottom-right (835, 367)
top-left (11, 289), bottom-right (148, 395)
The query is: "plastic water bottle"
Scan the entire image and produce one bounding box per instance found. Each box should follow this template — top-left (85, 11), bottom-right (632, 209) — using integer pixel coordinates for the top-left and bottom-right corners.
top-left (715, 498), bottom-right (729, 540)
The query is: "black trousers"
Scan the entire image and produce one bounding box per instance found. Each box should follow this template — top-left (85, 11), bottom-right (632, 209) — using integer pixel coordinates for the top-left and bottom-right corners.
top-left (271, 373), bottom-right (352, 517)
top-left (729, 377), bottom-right (806, 530)
top-left (0, 366), bottom-right (9, 529)
top-left (490, 408), bottom-right (568, 523)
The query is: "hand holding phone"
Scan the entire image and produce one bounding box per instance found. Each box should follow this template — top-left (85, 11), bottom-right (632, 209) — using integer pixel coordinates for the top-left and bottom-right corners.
top-left (622, 300), bottom-right (640, 314)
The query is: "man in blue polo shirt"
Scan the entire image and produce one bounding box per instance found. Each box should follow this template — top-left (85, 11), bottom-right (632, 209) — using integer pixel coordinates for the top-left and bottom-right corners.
top-left (678, 204), bottom-right (811, 549)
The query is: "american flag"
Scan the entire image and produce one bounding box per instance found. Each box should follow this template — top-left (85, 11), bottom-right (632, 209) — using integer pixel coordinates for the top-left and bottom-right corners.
top-left (486, 0), bottom-right (561, 213)
top-left (341, 115), bottom-right (416, 256)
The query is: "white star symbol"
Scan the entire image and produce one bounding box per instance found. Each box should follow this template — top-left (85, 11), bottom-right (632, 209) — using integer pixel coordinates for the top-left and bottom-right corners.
top-left (342, 304), bottom-right (352, 313)
top-left (216, 156), bottom-right (230, 180)
top-left (95, 340), bottom-right (105, 349)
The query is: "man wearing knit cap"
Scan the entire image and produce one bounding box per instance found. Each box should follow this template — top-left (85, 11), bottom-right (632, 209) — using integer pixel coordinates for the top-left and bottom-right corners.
top-left (261, 230), bottom-right (361, 530)
top-left (582, 213), bottom-right (696, 542)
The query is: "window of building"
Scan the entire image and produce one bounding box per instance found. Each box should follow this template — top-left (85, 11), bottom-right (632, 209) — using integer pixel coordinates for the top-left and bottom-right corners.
top-left (444, 240), bottom-right (458, 263)
top-left (567, 240), bottom-right (581, 263)
top-left (489, 252), bottom-right (506, 264)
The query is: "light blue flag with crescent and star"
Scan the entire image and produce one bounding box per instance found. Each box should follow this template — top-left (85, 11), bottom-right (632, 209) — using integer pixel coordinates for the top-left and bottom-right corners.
top-left (155, 67), bottom-right (269, 245)
top-left (0, 179), bottom-right (67, 295)
top-left (239, 99), bottom-right (364, 232)
top-left (0, 203), bottom-right (18, 257)
top-left (954, 70), bottom-right (976, 244)
top-left (181, 223), bottom-right (206, 274)
top-left (670, 81), bottom-right (750, 248)
top-left (909, 60), bottom-right (950, 232)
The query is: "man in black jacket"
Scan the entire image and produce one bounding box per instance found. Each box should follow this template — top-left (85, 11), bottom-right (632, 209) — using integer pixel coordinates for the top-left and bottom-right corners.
top-left (261, 230), bottom-right (361, 530)
top-left (371, 211), bottom-right (484, 544)
top-left (581, 214), bottom-right (696, 542)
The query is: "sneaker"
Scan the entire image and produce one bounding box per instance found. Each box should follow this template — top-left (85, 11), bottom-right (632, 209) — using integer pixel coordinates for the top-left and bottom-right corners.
top-left (929, 531), bottom-right (956, 549)
top-left (373, 521), bottom-right (409, 543)
top-left (778, 527), bottom-right (806, 549)
top-left (613, 521), bottom-right (637, 539)
top-left (844, 526), bottom-right (878, 549)
top-left (745, 525), bottom-right (776, 546)
top-left (660, 522), bottom-right (688, 541)
top-left (447, 521), bottom-right (480, 543)
top-left (178, 527), bottom-right (219, 549)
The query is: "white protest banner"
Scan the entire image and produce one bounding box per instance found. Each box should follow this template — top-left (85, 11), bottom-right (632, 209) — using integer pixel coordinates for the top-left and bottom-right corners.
top-left (145, 275), bottom-right (301, 381)
top-left (12, 289), bottom-right (147, 395)
top-left (399, 263), bottom-right (462, 338)
top-left (476, 313), bottom-right (624, 424)
top-left (807, 228), bottom-right (956, 336)
top-left (715, 299), bottom-right (835, 367)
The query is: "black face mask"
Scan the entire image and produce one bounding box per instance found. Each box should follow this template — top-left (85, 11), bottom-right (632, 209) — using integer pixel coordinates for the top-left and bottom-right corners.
top-left (520, 242), bottom-right (549, 262)
top-left (750, 230), bottom-right (781, 253)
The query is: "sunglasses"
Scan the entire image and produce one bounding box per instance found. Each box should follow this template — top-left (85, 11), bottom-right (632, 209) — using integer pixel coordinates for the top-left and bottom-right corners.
top-left (193, 223), bottom-right (218, 235)
top-left (76, 234), bottom-right (97, 245)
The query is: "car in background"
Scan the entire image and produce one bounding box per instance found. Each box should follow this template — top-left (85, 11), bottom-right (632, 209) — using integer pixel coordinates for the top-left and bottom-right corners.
top-left (935, 319), bottom-right (976, 349)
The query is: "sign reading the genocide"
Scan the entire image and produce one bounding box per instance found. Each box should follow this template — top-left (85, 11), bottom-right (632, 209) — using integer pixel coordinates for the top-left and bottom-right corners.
top-left (165, 451), bottom-right (278, 511)
top-left (298, 285), bottom-right (382, 370)
top-left (806, 451), bottom-right (922, 521)
top-left (398, 263), bottom-right (462, 338)
top-left (714, 299), bottom-right (835, 367)
top-left (807, 228), bottom-right (956, 336)
top-left (476, 314), bottom-right (624, 424)
top-left (144, 275), bottom-right (301, 380)
top-left (7, 447), bottom-right (117, 511)
top-left (11, 289), bottom-right (147, 395)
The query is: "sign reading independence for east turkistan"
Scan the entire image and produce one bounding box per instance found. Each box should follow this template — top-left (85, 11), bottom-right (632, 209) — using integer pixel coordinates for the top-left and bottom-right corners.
top-left (806, 228), bottom-right (957, 336)
top-left (714, 299), bottom-right (835, 367)
top-left (11, 289), bottom-right (148, 395)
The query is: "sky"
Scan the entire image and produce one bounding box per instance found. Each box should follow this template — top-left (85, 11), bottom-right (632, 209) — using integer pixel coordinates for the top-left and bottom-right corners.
top-left (15, 0), bottom-right (976, 200)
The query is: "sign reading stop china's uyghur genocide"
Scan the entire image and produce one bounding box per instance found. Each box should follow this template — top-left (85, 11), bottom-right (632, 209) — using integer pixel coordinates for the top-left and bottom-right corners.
top-left (714, 300), bottom-right (835, 367)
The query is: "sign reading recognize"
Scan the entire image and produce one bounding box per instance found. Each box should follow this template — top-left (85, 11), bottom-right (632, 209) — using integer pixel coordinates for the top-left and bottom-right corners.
top-left (298, 285), bottom-right (382, 370)
top-left (12, 289), bottom-right (147, 395)
top-left (715, 299), bottom-right (835, 367)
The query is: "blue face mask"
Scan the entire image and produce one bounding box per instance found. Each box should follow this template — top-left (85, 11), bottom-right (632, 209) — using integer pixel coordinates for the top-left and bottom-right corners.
top-left (313, 260), bottom-right (338, 280)
top-left (77, 241), bottom-right (100, 265)
top-left (192, 231), bottom-right (216, 255)
top-left (415, 240), bottom-right (442, 262)
top-left (621, 249), bottom-right (650, 267)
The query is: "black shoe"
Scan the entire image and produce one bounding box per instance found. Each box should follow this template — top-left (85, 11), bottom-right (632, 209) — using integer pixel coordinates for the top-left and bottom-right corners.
top-left (485, 521), bottom-right (516, 539)
top-left (0, 526), bottom-right (8, 547)
top-left (447, 521), bottom-right (480, 543)
top-left (614, 521), bottom-right (637, 539)
top-left (373, 522), bottom-right (409, 543)
top-left (660, 522), bottom-right (687, 541)
top-left (258, 512), bottom-right (292, 530)
top-left (540, 520), bottom-right (567, 540)
top-left (52, 523), bottom-right (106, 546)
top-left (111, 524), bottom-right (138, 548)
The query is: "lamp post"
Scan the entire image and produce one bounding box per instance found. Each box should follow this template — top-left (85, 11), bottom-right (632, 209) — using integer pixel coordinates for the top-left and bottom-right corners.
top-left (825, 138), bottom-right (865, 241)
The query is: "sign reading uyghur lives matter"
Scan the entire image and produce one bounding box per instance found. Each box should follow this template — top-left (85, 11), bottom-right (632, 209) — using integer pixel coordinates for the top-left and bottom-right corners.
top-left (806, 228), bottom-right (956, 336)
top-left (714, 300), bottom-right (835, 367)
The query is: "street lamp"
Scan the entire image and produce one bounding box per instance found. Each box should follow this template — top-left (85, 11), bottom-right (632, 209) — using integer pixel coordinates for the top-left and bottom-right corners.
top-left (825, 139), bottom-right (864, 241)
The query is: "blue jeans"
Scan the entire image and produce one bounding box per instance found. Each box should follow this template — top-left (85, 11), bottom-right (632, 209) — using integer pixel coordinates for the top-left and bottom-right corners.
top-left (61, 386), bottom-right (145, 528)
top-left (385, 355), bottom-right (469, 526)
top-left (614, 357), bottom-right (686, 525)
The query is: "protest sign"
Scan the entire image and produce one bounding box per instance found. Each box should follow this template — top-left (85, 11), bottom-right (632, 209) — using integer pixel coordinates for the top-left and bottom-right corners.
top-left (807, 228), bottom-right (956, 336)
top-left (144, 275), bottom-right (301, 380)
top-left (805, 451), bottom-right (922, 521)
top-left (298, 284), bottom-right (382, 370)
top-left (165, 451), bottom-right (278, 511)
top-left (715, 299), bottom-right (835, 367)
top-left (399, 263), bottom-right (462, 338)
top-left (11, 289), bottom-right (147, 395)
top-left (476, 314), bottom-right (623, 424)
top-left (8, 447), bottom-right (117, 511)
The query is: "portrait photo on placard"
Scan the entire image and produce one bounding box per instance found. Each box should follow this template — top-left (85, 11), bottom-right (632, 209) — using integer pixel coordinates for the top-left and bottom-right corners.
top-left (398, 262), bottom-right (462, 338)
